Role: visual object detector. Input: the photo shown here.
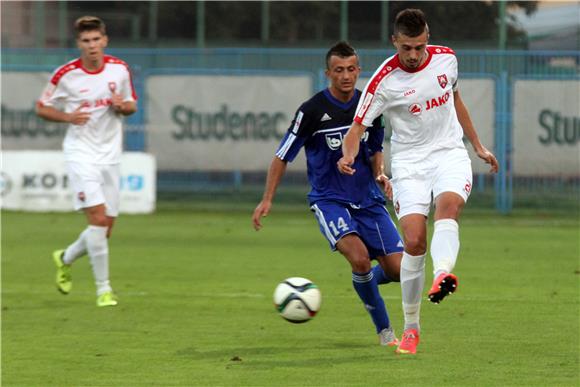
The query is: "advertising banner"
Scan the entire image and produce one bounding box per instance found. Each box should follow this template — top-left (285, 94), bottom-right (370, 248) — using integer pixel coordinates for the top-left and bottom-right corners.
top-left (146, 73), bottom-right (313, 171)
top-left (1, 151), bottom-right (156, 213)
top-left (513, 80), bottom-right (580, 175)
top-left (1, 71), bottom-right (68, 150)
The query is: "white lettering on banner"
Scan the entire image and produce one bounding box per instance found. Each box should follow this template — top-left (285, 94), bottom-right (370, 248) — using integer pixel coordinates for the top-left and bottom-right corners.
top-left (1, 151), bottom-right (156, 213)
top-left (513, 80), bottom-right (580, 175)
top-left (356, 77), bottom-right (495, 174)
top-left (146, 74), bottom-right (312, 172)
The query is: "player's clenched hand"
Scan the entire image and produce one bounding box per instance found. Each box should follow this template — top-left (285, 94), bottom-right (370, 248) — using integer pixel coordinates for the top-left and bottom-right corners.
top-left (376, 174), bottom-right (393, 201)
top-left (67, 105), bottom-right (91, 125)
top-left (252, 201), bottom-right (272, 231)
top-left (476, 146), bottom-right (499, 173)
top-left (337, 156), bottom-right (356, 175)
top-left (111, 91), bottom-right (124, 113)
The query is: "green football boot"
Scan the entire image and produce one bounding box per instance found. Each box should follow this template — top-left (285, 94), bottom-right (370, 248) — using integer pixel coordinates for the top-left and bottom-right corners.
top-left (96, 291), bottom-right (118, 307)
top-left (52, 249), bottom-right (72, 294)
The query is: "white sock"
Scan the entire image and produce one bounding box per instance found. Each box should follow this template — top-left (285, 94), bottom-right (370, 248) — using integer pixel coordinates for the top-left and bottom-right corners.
top-left (63, 228), bottom-right (90, 265)
top-left (400, 252), bottom-right (425, 332)
top-left (86, 225), bottom-right (112, 296)
top-left (431, 219), bottom-right (460, 277)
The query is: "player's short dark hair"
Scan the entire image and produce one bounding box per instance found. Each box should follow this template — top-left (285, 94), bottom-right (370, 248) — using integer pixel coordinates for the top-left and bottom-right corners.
top-left (74, 16), bottom-right (106, 37)
top-left (325, 41), bottom-right (359, 69)
top-left (394, 9), bottom-right (428, 37)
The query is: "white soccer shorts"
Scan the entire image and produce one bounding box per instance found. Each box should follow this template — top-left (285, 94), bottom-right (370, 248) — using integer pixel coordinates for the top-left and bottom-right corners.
top-left (391, 147), bottom-right (473, 219)
top-left (66, 162), bottom-right (121, 217)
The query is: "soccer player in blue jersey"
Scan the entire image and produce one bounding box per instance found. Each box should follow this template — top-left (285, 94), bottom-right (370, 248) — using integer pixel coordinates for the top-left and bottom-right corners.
top-left (252, 41), bottom-right (404, 347)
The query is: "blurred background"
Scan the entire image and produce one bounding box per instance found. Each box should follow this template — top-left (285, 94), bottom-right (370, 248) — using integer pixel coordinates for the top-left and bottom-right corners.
top-left (1, 1), bottom-right (579, 214)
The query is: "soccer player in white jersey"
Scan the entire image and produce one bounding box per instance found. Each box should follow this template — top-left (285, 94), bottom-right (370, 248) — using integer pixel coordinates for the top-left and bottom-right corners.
top-left (36, 16), bottom-right (137, 307)
top-left (338, 9), bottom-right (499, 354)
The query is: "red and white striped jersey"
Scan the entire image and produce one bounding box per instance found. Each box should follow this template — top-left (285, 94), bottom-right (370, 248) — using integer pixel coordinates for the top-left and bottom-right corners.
top-left (354, 45), bottom-right (465, 162)
top-left (38, 55), bottom-right (137, 164)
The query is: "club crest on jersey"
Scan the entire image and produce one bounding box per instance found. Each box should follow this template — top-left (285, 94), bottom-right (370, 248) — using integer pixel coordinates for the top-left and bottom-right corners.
top-left (325, 133), bottom-right (343, 150)
top-left (108, 82), bottom-right (117, 92)
top-left (437, 74), bottom-right (448, 89)
top-left (408, 103), bottom-right (422, 116)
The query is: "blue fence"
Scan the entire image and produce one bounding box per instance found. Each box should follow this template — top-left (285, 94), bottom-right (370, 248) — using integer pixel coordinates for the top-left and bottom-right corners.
top-left (2, 48), bottom-right (579, 212)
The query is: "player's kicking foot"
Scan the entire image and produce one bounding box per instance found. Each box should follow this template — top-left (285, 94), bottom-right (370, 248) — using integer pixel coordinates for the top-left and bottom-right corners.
top-left (396, 329), bottom-right (420, 355)
top-left (378, 327), bottom-right (399, 347)
top-left (428, 272), bottom-right (458, 304)
top-left (96, 291), bottom-right (118, 307)
top-left (52, 249), bottom-right (72, 294)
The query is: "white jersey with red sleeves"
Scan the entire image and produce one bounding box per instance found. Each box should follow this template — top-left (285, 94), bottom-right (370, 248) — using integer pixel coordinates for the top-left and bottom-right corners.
top-left (355, 45), bottom-right (465, 162)
top-left (38, 55), bottom-right (137, 164)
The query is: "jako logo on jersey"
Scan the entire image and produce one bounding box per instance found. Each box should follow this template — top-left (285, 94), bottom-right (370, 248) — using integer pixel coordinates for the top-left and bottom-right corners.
top-left (437, 74), bottom-right (448, 88)
top-left (426, 91), bottom-right (451, 111)
top-left (408, 103), bottom-right (422, 116)
top-left (356, 92), bottom-right (374, 120)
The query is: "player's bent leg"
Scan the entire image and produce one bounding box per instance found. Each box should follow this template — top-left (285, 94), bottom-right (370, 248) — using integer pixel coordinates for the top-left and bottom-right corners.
top-left (376, 252), bottom-right (402, 282)
top-left (337, 235), bottom-right (394, 341)
top-left (429, 192), bottom-right (464, 304)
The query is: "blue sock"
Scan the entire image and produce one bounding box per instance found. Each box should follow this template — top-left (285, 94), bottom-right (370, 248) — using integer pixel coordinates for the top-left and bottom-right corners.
top-left (372, 264), bottom-right (394, 285)
top-left (352, 271), bottom-right (390, 333)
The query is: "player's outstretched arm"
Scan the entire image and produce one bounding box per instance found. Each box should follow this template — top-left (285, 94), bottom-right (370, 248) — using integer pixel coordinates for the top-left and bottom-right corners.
top-left (454, 90), bottom-right (499, 173)
top-left (338, 121), bottom-right (367, 175)
top-left (252, 157), bottom-right (288, 231)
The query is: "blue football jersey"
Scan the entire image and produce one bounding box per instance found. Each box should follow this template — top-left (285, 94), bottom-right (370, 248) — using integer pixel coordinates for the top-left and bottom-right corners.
top-left (275, 89), bottom-right (386, 207)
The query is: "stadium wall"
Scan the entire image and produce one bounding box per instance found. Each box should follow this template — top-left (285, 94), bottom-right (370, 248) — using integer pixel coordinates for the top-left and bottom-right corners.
top-left (1, 48), bottom-right (578, 213)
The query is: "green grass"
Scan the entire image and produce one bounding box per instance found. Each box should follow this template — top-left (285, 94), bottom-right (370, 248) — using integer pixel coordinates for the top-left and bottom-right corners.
top-left (2, 206), bottom-right (579, 386)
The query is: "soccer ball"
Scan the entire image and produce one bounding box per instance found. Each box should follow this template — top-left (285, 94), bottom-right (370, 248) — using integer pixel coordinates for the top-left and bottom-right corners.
top-left (273, 277), bottom-right (322, 323)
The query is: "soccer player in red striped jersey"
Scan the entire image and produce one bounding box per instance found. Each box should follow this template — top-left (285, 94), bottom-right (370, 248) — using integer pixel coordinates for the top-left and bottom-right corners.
top-left (338, 8), bottom-right (498, 354)
top-left (36, 16), bottom-right (137, 307)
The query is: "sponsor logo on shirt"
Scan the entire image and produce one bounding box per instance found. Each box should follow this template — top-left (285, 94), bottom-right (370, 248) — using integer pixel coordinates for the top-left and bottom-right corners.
top-left (324, 131), bottom-right (369, 150)
top-left (291, 111), bottom-right (304, 134)
top-left (325, 133), bottom-right (343, 150)
top-left (437, 74), bottom-right (448, 88)
top-left (426, 91), bottom-right (451, 111)
top-left (321, 113), bottom-right (332, 122)
top-left (408, 103), bottom-right (422, 116)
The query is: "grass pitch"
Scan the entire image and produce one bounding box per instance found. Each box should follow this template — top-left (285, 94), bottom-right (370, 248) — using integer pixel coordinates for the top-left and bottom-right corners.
top-left (2, 205), bottom-right (579, 386)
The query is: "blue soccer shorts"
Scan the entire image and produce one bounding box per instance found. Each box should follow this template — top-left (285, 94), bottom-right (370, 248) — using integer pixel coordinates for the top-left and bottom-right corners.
top-left (310, 200), bottom-right (404, 259)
